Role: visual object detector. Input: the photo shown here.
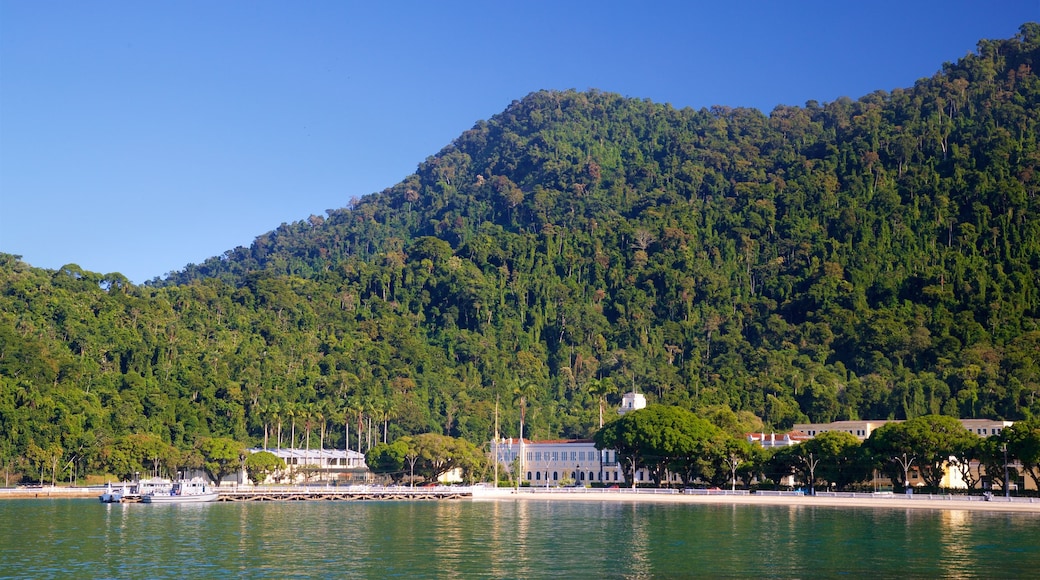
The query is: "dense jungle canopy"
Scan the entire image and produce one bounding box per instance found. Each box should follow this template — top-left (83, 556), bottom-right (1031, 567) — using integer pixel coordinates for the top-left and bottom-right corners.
top-left (1, 25), bottom-right (1039, 482)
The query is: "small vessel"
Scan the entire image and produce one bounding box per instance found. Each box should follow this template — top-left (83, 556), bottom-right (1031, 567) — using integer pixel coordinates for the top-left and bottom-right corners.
top-left (99, 478), bottom-right (173, 502)
top-left (98, 482), bottom-right (123, 503)
top-left (141, 479), bottom-right (219, 504)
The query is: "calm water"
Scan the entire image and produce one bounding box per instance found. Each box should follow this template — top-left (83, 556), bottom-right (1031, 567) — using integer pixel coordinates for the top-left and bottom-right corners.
top-left (0, 498), bottom-right (1038, 578)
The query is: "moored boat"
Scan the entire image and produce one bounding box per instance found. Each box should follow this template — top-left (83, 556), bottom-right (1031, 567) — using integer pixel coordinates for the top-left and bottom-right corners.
top-left (98, 483), bottom-right (123, 503)
top-left (141, 479), bottom-right (219, 504)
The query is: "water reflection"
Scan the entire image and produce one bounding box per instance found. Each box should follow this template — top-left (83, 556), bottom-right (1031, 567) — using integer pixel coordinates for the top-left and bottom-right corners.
top-left (3, 499), bottom-right (1040, 578)
top-left (623, 502), bottom-right (654, 579)
top-left (937, 509), bottom-right (974, 580)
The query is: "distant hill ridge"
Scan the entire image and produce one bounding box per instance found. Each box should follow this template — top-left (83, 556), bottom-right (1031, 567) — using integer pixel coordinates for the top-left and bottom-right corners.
top-left (1, 25), bottom-right (1038, 478)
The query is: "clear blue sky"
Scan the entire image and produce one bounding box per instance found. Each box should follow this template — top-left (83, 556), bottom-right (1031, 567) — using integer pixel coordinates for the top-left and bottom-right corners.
top-left (2, 1), bottom-right (1036, 284)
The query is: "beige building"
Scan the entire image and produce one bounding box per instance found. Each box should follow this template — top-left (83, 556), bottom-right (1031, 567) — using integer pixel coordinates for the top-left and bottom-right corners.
top-left (746, 431), bottom-right (812, 448)
top-left (792, 419), bottom-right (1014, 441)
top-left (774, 419), bottom-right (1026, 492)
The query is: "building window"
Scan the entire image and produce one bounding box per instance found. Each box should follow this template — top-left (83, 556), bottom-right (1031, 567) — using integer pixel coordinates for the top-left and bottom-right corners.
top-left (553, 471), bottom-right (558, 481)
top-left (552, 451), bottom-right (558, 461)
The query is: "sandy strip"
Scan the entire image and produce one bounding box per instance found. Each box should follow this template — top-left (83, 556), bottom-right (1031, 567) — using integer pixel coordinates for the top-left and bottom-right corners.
top-left (0, 488), bottom-right (98, 499)
top-left (471, 488), bottom-right (1040, 514)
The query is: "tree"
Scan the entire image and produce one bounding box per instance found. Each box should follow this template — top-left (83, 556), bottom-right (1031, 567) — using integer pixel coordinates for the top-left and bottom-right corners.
top-left (949, 434), bottom-right (984, 491)
top-left (1002, 418), bottom-right (1040, 492)
top-left (902, 415), bottom-right (977, 489)
top-left (244, 450), bottom-right (285, 485)
top-left (865, 416), bottom-right (976, 490)
top-left (366, 440), bottom-right (408, 484)
top-left (594, 405), bottom-right (721, 487)
top-left (105, 433), bottom-right (179, 481)
top-left (797, 431), bottom-right (869, 491)
top-left (586, 377), bottom-right (616, 429)
top-left (400, 433), bottom-right (486, 484)
top-left (512, 377), bottom-right (540, 483)
top-left (722, 437), bottom-right (755, 491)
top-left (196, 437), bottom-right (246, 483)
top-left (763, 446), bottom-right (800, 490)
top-left (864, 423), bottom-right (917, 490)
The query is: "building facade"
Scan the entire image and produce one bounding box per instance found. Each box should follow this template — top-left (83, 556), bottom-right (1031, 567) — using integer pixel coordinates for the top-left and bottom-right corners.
top-left (244, 448), bottom-right (369, 484)
top-left (759, 419), bottom-right (1026, 491)
top-left (791, 419), bottom-right (1014, 440)
top-left (491, 438), bottom-right (683, 486)
top-left (746, 431), bottom-right (812, 448)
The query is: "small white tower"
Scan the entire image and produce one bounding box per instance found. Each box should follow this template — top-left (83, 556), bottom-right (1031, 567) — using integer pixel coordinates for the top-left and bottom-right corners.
top-left (618, 392), bottom-right (647, 415)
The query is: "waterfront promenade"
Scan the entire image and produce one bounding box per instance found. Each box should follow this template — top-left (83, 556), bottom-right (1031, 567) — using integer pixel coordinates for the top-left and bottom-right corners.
top-left (470, 486), bottom-right (1040, 514)
top-left (4, 484), bottom-right (1040, 512)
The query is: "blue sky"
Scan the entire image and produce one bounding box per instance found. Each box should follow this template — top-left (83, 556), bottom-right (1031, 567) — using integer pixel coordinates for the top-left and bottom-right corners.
top-left (2, 1), bottom-right (1036, 284)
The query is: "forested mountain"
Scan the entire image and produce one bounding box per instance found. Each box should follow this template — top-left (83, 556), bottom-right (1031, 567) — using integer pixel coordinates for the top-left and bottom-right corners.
top-left (1, 25), bottom-right (1038, 482)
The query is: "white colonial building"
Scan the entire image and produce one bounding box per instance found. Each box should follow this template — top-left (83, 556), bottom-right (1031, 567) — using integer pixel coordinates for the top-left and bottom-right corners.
top-left (242, 447), bottom-right (369, 484)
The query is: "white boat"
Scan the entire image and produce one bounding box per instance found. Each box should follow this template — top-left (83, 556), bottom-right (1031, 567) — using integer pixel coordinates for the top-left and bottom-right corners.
top-left (99, 478), bottom-right (173, 502)
top-left (141, 479), bottom-right (219, 503)
top-left (98, 483), bottom-right (123, 503)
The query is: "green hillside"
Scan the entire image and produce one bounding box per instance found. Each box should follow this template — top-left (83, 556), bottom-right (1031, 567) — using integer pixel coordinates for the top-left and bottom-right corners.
top-left (1, 24), bottom-right (1038, 482)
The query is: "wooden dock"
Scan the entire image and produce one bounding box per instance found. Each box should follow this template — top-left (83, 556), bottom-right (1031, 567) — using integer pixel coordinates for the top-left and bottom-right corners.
top-left (96, 485), bottom-right (473, 503)
top-left (216, 486), bottom-right (473, 502)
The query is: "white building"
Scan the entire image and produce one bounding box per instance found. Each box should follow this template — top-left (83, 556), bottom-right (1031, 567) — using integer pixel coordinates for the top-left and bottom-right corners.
top-left (746, 431), bottom-right (812, 448)
top-left (490, 438), bottom-right (683, 486)
top-left (619, 392), bottom-right (647, 415)
top-left (244, 448), bottom-right (369, 484)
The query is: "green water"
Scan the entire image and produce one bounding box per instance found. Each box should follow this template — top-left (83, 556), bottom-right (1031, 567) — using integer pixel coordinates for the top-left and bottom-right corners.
top-left (1, 498), bottom-right (1037, 578)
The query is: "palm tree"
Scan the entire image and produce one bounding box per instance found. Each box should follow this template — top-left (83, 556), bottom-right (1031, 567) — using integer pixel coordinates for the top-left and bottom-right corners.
top-left (301, 403), bottom-right (314, 452)
top-left (339, 402), bottom-right (352, 453)
top-left (370, 396), bottom-right (397, 444)
top-left (586, 377), bottom-right (616, 429)
top-left (346, 397), bottom-right (364, 453)
top-left (263, 401), bottom-right (281, 450)
top-left (513, 378), bottom-right (540, 485)
top-left (314, 401), bottom-right (328, 451)
top-left (284, 402), bottom-right (297, 449)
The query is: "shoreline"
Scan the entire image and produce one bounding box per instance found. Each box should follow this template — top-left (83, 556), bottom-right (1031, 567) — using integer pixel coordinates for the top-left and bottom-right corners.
top-left (4, 485), bottom-right (1039, 513)
top-left (471, 487), bottom-right (1040, 514)
top-left (0, 487), bottom-right (98, 499)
